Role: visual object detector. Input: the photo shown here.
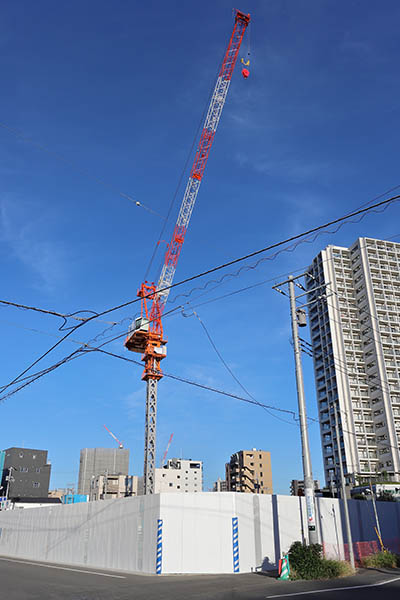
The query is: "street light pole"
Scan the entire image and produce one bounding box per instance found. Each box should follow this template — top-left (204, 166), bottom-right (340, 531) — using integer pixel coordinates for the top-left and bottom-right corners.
top-left (333, 403), bottom-right (355, 569)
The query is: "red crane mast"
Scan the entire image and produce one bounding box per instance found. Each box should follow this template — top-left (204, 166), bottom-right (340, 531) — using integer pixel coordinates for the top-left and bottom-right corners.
top-left (125, 10), bottom-right (250, 494)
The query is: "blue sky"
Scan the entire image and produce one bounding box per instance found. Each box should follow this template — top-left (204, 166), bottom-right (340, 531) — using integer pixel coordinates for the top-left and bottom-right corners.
top-left (1, 1), bottom-right (400, 494)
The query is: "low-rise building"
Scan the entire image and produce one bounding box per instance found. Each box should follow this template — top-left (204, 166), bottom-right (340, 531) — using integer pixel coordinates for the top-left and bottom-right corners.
top-left (213, 477), bottom-right (228, 492)
top-left (351, 483), bottom-right (400, 501)
top-left (90, 474), bottom-right (137, 501)
top-left (62, 494), bottom-right (88, 504)
top-left (154, 458), bottom-right (203, 493)
top-left (290, 480), bottom-right (320, 496)
top-left (1, 447), bottom-right (51, 499)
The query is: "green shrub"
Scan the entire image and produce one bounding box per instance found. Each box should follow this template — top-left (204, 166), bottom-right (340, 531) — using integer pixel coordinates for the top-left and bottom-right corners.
top-left (361, 551), bottom-right (397, 569)
top-left (288, 541), bottom-right (354, 580)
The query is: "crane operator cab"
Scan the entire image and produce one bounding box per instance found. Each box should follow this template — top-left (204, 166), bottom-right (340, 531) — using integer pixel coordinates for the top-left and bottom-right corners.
top-left (125, 317), bottom-right (150, 353)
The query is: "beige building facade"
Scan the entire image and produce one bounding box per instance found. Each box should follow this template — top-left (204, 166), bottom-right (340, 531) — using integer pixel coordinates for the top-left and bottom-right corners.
top-left (225, 449), bottom-right (273, 494)
top-left (90, 474), bottom-right (137, 501)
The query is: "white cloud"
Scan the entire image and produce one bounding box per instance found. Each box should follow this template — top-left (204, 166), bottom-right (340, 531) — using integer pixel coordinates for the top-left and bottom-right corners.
top-left (234, 151), bottom-right (336, 184)
top-left (0, 195), bottom-right (68, 291)
top-left (124, 388), bottom-right (145, 420)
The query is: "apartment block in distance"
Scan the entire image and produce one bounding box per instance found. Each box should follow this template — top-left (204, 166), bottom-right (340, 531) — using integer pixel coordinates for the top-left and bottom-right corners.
top-left (154, 458), bottom-right (203, 493)
top-left (225, 449), bottom-right (272, 494)
top-left (78, 448), bottom-right (129, 495)
top-left (307, 237), bottom-right (400, 486)
top-left (0, 447), bottom-right (51, 499)
top-left (290, 479), bottom-right (320, 496)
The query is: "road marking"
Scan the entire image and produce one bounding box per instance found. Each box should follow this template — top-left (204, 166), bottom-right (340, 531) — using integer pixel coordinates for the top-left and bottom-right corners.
top-left (265, 576), bottom-right (400, 598)
top-left (0, 557), bottom-right (126, 578)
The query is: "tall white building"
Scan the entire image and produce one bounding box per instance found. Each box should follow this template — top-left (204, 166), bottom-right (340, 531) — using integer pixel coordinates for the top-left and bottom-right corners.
top-left (307, 237), bottom-right (400, 486)
top-left (154, 458), bottom-right (203, 493)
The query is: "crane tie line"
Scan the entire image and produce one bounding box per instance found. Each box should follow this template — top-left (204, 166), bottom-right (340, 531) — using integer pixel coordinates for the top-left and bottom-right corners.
top-left (0, 121), bottom-right (164, 219)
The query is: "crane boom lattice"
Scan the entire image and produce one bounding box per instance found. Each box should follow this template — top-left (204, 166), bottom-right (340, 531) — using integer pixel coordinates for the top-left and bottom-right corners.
top-left (125, 10), bottom-right (250, 495)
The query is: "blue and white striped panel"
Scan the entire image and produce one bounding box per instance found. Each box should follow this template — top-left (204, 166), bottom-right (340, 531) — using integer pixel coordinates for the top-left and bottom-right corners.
top-left (156, 518), bottom-right (163, 574)
top-left (232, 517), bottom-right (239, 573)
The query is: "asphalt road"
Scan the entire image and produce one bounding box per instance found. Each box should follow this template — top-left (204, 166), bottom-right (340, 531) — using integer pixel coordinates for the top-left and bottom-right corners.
top-left (0, 556), bottom-right (399, 600)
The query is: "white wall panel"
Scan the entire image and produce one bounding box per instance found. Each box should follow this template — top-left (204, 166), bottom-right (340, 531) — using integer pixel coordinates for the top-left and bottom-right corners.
top-left (0, 493), bottom-right (399, 574)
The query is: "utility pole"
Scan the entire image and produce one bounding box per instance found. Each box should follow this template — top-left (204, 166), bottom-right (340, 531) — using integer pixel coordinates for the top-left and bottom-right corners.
top-left (333, 403), bottom-right (355, 569)
top-left (368, 477), bottom-right (382, 543)
top-left (273, 274), bottom-right (318, 544)
top-left (5, 466), bottom-right (16, 502)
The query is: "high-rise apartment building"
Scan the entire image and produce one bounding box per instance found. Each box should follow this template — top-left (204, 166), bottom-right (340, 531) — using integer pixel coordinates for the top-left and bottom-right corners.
top-left (307, 237), bottom-right (400, 485)
top-left (78, 448), bottom-right (129, 495)
top-left (225, 449), bottom-right (273, 494)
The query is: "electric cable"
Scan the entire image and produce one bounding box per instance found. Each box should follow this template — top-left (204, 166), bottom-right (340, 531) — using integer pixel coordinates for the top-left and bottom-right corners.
top-left (182, 308), bottom-right (299, 425)
top-left (0, 299), bottom-right (117, 331)
top-left (2, 193), bottom-right (399, 397)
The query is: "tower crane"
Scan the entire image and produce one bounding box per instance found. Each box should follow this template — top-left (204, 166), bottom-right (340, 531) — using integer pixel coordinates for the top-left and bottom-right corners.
top-left (160, 432), bottom-right (174, 467)
top-left (103, 424), bottom-right (124, 449)
top-left (125, 10), bottom-right (251, 494)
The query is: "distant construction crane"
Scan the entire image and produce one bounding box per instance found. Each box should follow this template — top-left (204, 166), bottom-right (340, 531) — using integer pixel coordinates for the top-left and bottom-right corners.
top-left (125, 10), bottom-right (251, 494)
top-left (160, 433), bottom-right (174, 467)
top-left (103, 424), bottom-right (124, 449)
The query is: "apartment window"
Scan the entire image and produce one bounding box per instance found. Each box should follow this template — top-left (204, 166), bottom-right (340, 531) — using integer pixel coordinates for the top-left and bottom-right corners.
top-left (259, 454), bottom-right (262, 459)
top-left (32, 482), bottom-right (40, 488)
top-left (250, 462), bottom-right (254, 466)
top-left (20, 467), bottom-right (28, 473)
top-left (169, 483), bottom-right (173, 487)
top-left (260, 472), bottom-right (263, 477)
top-left (19, 452), bottom-right (24, 458)
top-left (32, 454), bottom-right (36, 460)
top-left (35, 468), bottom-right (41, 473)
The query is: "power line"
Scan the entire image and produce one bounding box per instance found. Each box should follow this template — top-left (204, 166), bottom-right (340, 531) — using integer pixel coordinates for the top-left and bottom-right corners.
top-left (93, 347), bottom-right (303, 419)
top-left (164, 196), bottom-right (400, 306)
top-left (0, 299), bottom-right (117, 330)
top-left (2, 193), bottom-right (399, 397)
top-left (182, 308), bottom-right (298, 426)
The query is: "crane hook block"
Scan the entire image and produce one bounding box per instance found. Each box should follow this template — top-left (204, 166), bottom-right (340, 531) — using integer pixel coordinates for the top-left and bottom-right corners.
top-left (241, 58), bottom-right (250, 66)
top-left (242, 68), bottom-right (250, 79)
